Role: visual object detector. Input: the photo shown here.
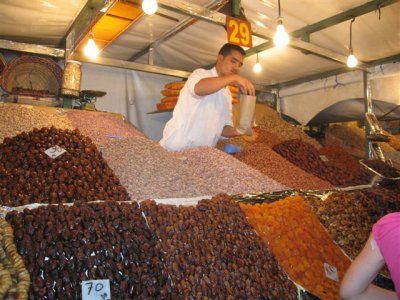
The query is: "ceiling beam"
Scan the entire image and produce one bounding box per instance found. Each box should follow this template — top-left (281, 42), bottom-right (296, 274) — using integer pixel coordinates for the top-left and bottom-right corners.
top-left (64, 0), bottom-right (115, 58)
top-left (0, 39), bottom-right (64, 58)
top-left (73, 54), bottom-right (191, 78)
top-left (157, 0), bottom-right (367, 68)
top-left (268, 53), bottom-right (400, 89)
top-left (128, 0), bottom-right (228, 62)
top-left (246, 0), bottom-right (400, 57)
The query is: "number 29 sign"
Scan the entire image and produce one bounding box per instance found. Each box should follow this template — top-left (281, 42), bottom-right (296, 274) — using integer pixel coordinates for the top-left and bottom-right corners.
top-left (226, 16), bottom-right (252, 48)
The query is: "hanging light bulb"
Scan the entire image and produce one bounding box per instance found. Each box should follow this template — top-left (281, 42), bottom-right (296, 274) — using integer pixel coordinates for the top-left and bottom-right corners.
top-left (84, 32), bottom-right (99, 58)
top-left (273, 0), bottom-right (289, 48)
top-left (253, 53), bottom-right (262, 73)
top-left (346, 18), bottom-right (358, 68)
top-left (347, 49), bottom-right (358, 68)
top-left (142, 0), bottom-right (158, 15)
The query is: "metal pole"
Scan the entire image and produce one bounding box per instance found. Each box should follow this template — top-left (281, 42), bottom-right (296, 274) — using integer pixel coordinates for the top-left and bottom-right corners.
top-left (363, 70), bottom-right (372, 158)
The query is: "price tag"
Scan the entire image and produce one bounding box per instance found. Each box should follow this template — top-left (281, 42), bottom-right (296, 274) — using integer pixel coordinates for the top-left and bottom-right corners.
top-left (81, 280), bottom-right (111, 300)
top-left (226, 16), bottom-right (252, 48)
top-left (44, 146), bottom-right (66, 159)
top-left (319, 155), bottom-right (329, 162)
top-left (324, 263), bottom-right (339, 282)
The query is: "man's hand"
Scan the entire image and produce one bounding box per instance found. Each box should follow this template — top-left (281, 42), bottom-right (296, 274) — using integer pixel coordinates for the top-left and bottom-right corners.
top-left (222, 125), bottom-right (242, 138)
top-left (234, 75), bottom-right (255, 96)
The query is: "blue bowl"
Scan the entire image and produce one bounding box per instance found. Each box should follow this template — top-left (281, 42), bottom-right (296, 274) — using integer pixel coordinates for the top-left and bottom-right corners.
top-left (223, 144), bottom-right (241, 154)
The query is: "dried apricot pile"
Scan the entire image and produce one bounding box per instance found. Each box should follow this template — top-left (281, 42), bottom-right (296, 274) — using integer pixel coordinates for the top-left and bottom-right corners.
top-left (240, 196), bottom-right (351, 300)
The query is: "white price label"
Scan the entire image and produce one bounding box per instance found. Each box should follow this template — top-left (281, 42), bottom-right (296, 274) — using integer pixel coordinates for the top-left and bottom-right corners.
top-left (44, 146), bottom-right (66, 159)
top-left (81, 279), bottom-right (111, 300)
top-left (324, 263), bottom-right (339, 282)
top-left (319, 155), bottom-right (329, 162)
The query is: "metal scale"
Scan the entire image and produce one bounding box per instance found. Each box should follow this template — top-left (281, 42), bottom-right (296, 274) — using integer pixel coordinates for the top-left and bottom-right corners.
top-left (75, 90), bottom-right (106, 111)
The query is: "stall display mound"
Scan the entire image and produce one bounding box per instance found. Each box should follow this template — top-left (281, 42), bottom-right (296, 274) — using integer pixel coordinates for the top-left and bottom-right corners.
top-left (233, 141), bottom-right (333, 190)
top-left (0, 103), bottom-right (73, 143)
top-left (0, 127), bottom-right (130, 206)
top-left (324, 125), bottom-right (396, 157)
top-left (0, 218), bottom-right (30, 299)
top-left (172, 146), bottom-right (288, 195)
top-left (240, 196), bottom-right (352, 300)
top-left (305, 191), bottom-right (373, 260)
top-left (66, 110), bottom-right (145, 146)
top-left (253, 104), bottom-right (322, 150)
top-left (141, 194), bottom-right (298, 299)
top-left (6, 201), bottom-right (173, 299)
top-left (216, 127), bottom-right (283, 151)
top-left (98, 136), bottom-right (218, 200)
top-left (272, 139), bottom-right (373, 187)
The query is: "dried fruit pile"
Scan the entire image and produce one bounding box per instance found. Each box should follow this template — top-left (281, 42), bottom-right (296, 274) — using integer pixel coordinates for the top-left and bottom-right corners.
top-left (141, 194), bottom-right (297, 299)
top-left (67, 110), bottom-right (144, 146)
top-left (240, 196), bottom-right (351, 300)
top-left (0, 127), bottom-right (129, 206)
top-left (234, 142), bottom-right (333, 190)
top-left (6, 202), bottom-right (173, 299)
top-left (273, 139), bottom-right (372, 186)
top-left (305, 191), bottom-right (372, 259)
top-left (0, 218), bottom-right (30, 299)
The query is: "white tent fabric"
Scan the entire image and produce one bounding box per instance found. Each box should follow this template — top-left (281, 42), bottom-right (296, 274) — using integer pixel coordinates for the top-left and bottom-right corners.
top-left (81, 63), bottom-right (176, 141)
top-left (279, 63), bottom-right (400, 124)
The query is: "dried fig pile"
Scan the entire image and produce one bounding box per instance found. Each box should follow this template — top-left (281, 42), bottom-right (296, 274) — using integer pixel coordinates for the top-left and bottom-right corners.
top-left (0, 218), bottom-right (30, 299)
top-left (6, 201), bottom-right (173, 299)
top-left (0, 127), bottom-right (129, 206)
top-left (240, 196), bottom-right (351, 300)
top-left (305, 191), bottom-right (372, 259)
top-left (141, 194), bottom-right (297, 299)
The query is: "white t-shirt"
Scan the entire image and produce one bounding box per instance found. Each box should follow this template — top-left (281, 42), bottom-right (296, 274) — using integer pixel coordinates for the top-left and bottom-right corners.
top-left (159, 67), bottom-right (233, 151)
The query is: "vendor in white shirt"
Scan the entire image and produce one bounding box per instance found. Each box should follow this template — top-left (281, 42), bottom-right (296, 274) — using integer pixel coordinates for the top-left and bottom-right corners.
top-left (160, 43), bottom-right (255, 151)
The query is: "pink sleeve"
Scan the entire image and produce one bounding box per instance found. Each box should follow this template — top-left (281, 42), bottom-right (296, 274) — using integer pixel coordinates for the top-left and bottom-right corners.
top-left (372, 212), bottom-right (400, 298)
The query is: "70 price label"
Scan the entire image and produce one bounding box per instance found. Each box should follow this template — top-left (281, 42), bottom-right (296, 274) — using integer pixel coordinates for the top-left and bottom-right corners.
top-left (226, 16), bottom-right (252, 48)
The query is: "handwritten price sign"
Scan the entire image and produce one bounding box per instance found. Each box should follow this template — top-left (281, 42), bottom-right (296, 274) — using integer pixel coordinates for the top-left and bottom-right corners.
top-left (82, 280), bottom-right (111, 300)
top-left (226, 16), bottom-right (252, 48)
top-left (44, 145), bottom-right (66, 159)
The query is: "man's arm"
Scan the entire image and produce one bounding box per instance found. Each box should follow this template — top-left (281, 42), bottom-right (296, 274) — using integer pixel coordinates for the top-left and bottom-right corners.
top-left (221, 125), bottom-right (242, 138)
top-left (194, 74), bottom-right (255, 96)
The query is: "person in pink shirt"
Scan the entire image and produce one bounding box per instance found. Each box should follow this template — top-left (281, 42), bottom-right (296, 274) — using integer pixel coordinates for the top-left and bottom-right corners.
top-left (340, 212), bottom-right (400, 299)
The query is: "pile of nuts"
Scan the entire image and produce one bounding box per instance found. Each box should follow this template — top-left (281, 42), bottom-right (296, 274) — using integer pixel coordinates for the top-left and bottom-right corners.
top-left (67, 110), bottom-right (145, 146)
top-left (0, 218), bottom-right (30, 299)
top-left (173, 146), bottom-right (287, 194)
top-left (0, 127), bottom-right (130, 206)
top-left (141, 194), bottom-right (297, 299)
top-left (99, 137), bottom-right (217, 200)
top-left (240, 196), bottom-right (351, 300)
top-left (255, 105), bottom-right (322, 149)
top-left (0, 104), bottom-right (73, 143)
top-left (305, 191), bottom-right (372, 259)
top-left (6, 201), bottom-right (173, 299)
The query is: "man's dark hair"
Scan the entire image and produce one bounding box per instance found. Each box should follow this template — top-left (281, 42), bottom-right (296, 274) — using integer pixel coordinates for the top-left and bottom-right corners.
top-left (218, 43), bottom-right (245, 57)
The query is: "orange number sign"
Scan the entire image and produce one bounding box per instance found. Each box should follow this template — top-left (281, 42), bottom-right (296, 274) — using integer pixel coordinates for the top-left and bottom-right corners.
top-left (226, 16), bottom-right (252, 48)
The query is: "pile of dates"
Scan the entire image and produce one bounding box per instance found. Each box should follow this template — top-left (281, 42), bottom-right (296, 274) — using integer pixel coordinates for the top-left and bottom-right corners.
top-left (6, 201), bottom-right (173, 299)
top-left (141, 194), bottom-right (297, 299)
top-left (0, 127), bottom-right (129, 206)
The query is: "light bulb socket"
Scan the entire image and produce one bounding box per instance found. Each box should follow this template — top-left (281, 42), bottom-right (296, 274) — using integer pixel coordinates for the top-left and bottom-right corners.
top-left (276, 17), bottom-right (283, 25)
top-left (348, 48), bottom-right (354, 55)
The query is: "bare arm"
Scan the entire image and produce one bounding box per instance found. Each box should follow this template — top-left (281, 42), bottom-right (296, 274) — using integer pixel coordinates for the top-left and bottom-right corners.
top-left (340, 234), bottom-right (397, 300)
top-left (194, 74), bottom-right (255, 96)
